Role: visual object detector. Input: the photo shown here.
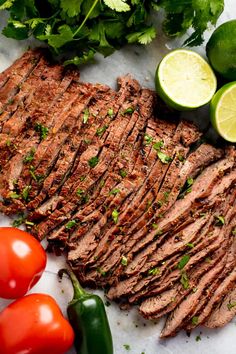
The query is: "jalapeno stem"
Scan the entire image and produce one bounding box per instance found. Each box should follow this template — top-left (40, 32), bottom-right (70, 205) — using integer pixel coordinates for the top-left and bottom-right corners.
top-left (58, 268), bottom-right (88, 300)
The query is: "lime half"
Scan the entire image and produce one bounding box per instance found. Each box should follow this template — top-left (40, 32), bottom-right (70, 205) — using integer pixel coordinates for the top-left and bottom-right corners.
top-left (210, 82), bottom-right (236, 143)
top-left (155, 49), bottom-right (217, 110)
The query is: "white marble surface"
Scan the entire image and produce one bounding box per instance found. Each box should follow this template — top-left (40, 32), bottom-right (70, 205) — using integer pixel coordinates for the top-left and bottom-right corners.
top-left (0, 2), bottom-right (236, 354)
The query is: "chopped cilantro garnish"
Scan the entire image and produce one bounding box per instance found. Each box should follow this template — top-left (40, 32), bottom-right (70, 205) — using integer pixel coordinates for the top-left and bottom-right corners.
top-left (108, 108), bottom-right (114, 118)
top-left (121, 255), bottom-right (128, 266)
top-left (109, 188), bottom-right (120, 195)
top-left (178, 177), bottom-right (194, 199)
top-left (123, 344), bottom-right (131, 351)
top-left (227, 301), bottom-right (236, 310)
top-left (191, 316), bottom-right (199, 325)
top-left (178, 255), bottom-right (190, 270)
top-left (155, 229), bottom-right (163, 237)
top-left (84, 138), bottom-right (91, 144)
top-left (100, 179), bottom-right (105, 187)
top-left (152, 223), bottom-right (158, 229)
top-left (157, 151), bottom-right (172, 164)
top-left (119, 169), bottom-right (127, 178)
top-left (83, 108), bottom-right (89, 124)
top-left (180, 270), bottom-right (189, 289)
top-left (88, 156), bottom-right (99, 168)
top-left (23, 148), bottom-right (36, 163)
top-left (112, 209), bottom-right (119, 224)
top-left (6, 139), bottom-right (12, 147)
top-left (12, 214), bottom-right (25, 227)
top-left (65, 220), bottom-right (77, 229)
top-left (96, 125), bottom-right (108, 137)
top-left (215, 215), bottom-right (225, 226)
top-left (8, 192), bottom-right (20, 199)
top-left (163, 191), bottom-right (170, 202)
top-left (177, 154), bottom-right (185, 162)
top-left (123, 107), bottom-right (134, 115)
top-left (186, 243), bottom-right (194, 249)
top-left (195, 335), bottom-right (201, 342)
top-left (148, 267), bottom-right (160, 276)
top-left (35, 123), bottom-right (49, 140)
top-left (144, 134), bottom-right (153, 145)
top-left (97, 267), bottom-right (107, 277)
top-left (22, 185), bottom-right (31, 201)
top-left (76, 188), bottom-right (84, 197)
top-left (153, 140), bottom-right (164, 151)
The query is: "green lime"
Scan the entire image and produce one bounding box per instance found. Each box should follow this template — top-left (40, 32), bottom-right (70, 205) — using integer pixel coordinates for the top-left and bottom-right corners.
top-left (155, 49), bottom-right (217, 111)
top-left (206, 20), bottom-right (236, 81)
top-left (210, 81), bottom-right (236, 143)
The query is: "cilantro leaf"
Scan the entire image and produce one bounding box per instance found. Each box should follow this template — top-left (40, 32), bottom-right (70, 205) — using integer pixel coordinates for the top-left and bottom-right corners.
top-left (2, 20), bottom-right (29, 39)
top-left (103, 0), bottom-right (130, 12)
top-left (178, 255), bottom-right (190, 269)
top-left (0, 0), bottom-right (14, 10)
top-left (37, 24), bottom-right (74, 49)
top-left (64, 50), bottom-right (95, 67)
top-left (60, 0), bottom-right (83, 18)
top-left (126, 26), bottom-right (156, 45)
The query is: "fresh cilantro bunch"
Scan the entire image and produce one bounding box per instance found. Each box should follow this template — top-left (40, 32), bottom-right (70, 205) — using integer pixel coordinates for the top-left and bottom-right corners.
top-left (0, 0), bottom-right (224, 66)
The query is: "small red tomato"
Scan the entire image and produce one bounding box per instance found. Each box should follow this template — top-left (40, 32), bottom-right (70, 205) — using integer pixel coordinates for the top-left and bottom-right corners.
top-left (0, 227), bottom-right (47, 299)
top-left (0, 293), bottom-right (75, 354)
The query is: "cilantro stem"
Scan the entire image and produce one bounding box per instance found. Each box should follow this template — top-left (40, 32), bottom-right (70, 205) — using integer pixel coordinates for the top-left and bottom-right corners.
top-left (73, 0), bottom-right (100, 38)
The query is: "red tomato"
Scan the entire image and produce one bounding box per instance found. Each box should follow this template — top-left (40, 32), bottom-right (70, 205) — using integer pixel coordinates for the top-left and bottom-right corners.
top-left (0, 227), bottom-right (47, 299)
top-left (0, 293), bottom-right (74, 354)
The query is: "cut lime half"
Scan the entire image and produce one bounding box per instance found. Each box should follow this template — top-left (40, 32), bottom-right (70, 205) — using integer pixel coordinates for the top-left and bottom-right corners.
top-left (155, 49), bottom-right (217, 110)
top-left (210, 82), bottom-right (236, 143)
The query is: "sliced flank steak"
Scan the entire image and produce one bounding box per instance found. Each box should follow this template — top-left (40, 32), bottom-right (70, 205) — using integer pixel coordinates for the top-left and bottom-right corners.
top-left (0, 51), bottom-right (235, 339)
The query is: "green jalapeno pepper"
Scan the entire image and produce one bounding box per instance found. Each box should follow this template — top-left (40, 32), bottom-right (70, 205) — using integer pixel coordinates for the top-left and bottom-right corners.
top-left (58, 268), bottom-right (113, 354)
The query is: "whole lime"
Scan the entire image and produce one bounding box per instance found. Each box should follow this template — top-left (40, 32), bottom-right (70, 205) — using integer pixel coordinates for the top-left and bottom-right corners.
top-left (206, 20), bottom-right (236, 80)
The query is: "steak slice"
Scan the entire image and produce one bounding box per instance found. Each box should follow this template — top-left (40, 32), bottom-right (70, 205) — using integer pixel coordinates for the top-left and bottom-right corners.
top-left (0, 50), bottom-right (42, 123)
top-left (204, 286), bottom-right (236, 328)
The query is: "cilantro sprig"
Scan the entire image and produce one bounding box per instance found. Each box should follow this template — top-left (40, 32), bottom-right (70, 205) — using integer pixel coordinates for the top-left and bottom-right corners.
top-left (0, 0), bottom-right (224, 66)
